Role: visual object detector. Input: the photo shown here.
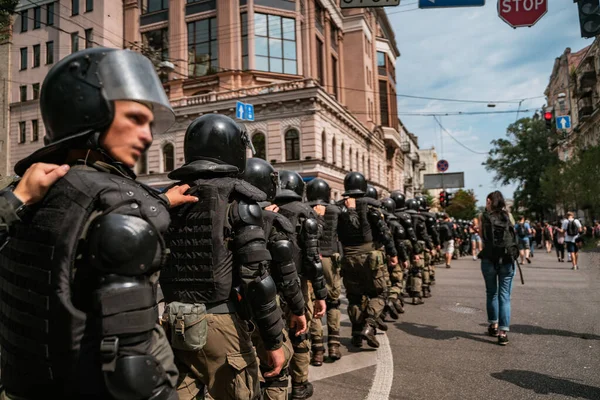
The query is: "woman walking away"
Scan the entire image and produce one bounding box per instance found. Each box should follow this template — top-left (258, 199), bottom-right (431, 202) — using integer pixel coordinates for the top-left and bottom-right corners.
top-left (543, 222), bottom-right (553, 253)
top-left (554, 221), bottom-right (565, 262)
top-left (479, 191), bottom-right (518, 346)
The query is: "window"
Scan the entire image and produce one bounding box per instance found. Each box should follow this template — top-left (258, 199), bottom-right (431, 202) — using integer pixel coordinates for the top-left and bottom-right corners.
top-left (143, 0), bottom-right (168, 13)
top-left (362, 155), bottom-right (365, 173)
top-left (20, 48), bottom-right (27, 70)
top-left (32, 83), bottom-right (40, 100)
top-left (19, 86), bottom-right (27, 102)
top-left (356, 153), bottom-right (359, 172)
top-left (285, 129), bottom-right (300, 161)
top-left (316, 37), bottom-right (324, 83)
top-left (47, 3), bottom-right (54, 25)
top-left (20, 10), bottom-right (27, 32)
top-left (142, 28), bottom-right (168, 61)
top-left (379, 81), bottom-right (389, 126)
top-left (162, 143), bottom-right (175, 172)
top-left (71, 32), bottom-right (79, 53)
top-left (321, 131), bottom-right (326, 161)
top-left (255, 13), bottom-right (297, 75)
top-left (46, 41), bottom-right (54, 64)
top-left (331, 56), bottom-right (338, 99)
top-left (241, 13), bottom-right (248, 70)
top-left (332, 137), bottom-right (337, 164)
top-left (85, 28), bottom-right (93, 48)
top-left (18, 121), bottom-right (26, 144)
top-left (330, 23), bottom-right (337, 47)
top-left (349, 147), bottom-right (352, 170)
top-left (33, 44), bottom-right (40, 68)
top-left (377, 51), bottom-right (386, 67)
top-left (72, 0), bottom-right (79, 15)
top-left (341, 142), bottom-right (345, 167)
top-left (32, 120), bottom-right (39, 142)
top-left (188, 18), bottom-right (218, 77)
top-left (33, 7), bottom-right (41, 29)
top-left (315, 1), bottom-right (324, 32)
top-left (368, 158), bottom-right (371, 179)
top-left (86, 0), bottom-right (93, 12)
top-left (137, 151), bottom-right (148, 175)
top-left (252, 132), bottom-right (266, 160)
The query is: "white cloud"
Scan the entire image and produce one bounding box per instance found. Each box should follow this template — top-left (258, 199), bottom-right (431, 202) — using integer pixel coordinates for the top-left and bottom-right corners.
top-left (386, 1), bottom-right (590, 204)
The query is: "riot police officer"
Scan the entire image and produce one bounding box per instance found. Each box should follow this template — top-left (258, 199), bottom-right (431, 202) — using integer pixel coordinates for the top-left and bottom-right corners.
top-left (241, 157), bottom-right (305, 400)
top-left (406, 198), bottom-right (435, 300)
top-left (390, 192), bottom-right (424, 305)
top-left (338, 172), bottom-right (398, 348)
top-left (1, 48), bottom-right (196, 399)
top-left (273, 170), bottom-right (327, 399)
top-left (416, 195), bottom-right (441, 284)
top-left (306, 178), bottom-right (343, 365)
top-left (160, 115), bottom-right (285, 400)
top-left (380, 198), bottom-right (410, 317)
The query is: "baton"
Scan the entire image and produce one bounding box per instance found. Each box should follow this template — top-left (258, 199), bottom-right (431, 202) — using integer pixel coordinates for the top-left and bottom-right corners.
top-left (515, 259), bottom-right (525, 285)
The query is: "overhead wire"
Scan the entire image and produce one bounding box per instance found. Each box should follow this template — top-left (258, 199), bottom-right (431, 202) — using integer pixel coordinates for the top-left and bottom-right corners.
top-left (433, 116), bottom-right (489, 155)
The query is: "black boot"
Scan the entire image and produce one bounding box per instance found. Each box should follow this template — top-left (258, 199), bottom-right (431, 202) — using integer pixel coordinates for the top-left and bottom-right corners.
top-left (385, 300), bottom-right (399, 320)
top-left (292, 381), bottom-right (314, 399)
top-left (390, 297), bottom-right (405, 314)
top-left (361, 320), bottom-right (380, 348)
top-left (351, 335), bottom-right (363, 348)
top-left (376, 316), bottom-right (388, 331)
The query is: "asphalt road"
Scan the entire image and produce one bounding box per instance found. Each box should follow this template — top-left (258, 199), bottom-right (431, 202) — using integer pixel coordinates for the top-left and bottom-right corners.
top-left (307, 248), bottom-right (600, 400)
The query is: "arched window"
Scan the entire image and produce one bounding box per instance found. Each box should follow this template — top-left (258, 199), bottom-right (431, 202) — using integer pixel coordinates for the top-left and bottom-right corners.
top-left (378, 163), bottom-right (381, 182)
top-left (350, 147), bottom-right (353, 170)
top-left (137, 151), bottom-right (148, 175)
top-left (252, 132), bottom-right (266, 160)
top-left (332, 137), bottom-right (337, 164)
top-left (162, 143), bottom-right (175, 172)
top-left (321, 131), bottom-right (327, 161)
top-left (285, 129), bottom-right (300, 161)
top-left (367, 157), bottom-right (371, 179)
top-left (341, 142), bottom-right (345, 167)
top-left (356, 152), bottom-right (359, 173)
top-left (362, 155), bottom-right (365, 174)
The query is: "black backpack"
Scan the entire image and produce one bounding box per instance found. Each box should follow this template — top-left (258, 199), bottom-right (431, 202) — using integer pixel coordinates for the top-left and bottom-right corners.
top-left (515, 223), bottom-right (527, 238)
top-left (484, 211), bottom-right (519, 264)
top-left (567, 220), bottom-right (579, 236)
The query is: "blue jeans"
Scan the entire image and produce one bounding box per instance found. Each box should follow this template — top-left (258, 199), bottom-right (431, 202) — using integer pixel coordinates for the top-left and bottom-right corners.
top-left (481, 259), bottom-right (515, 331)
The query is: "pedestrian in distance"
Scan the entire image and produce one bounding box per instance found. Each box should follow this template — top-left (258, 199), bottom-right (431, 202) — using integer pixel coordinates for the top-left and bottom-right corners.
top-left (478, 191), bottom-right (519, 346)
top-left (562, 211), bottom-right (583, 270)
top-left (515, 216), bottom-right (532, 264)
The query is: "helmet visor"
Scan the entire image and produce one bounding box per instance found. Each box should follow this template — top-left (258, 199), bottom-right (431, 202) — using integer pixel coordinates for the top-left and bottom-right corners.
top-left (98, 50), bottom-right (175, 135)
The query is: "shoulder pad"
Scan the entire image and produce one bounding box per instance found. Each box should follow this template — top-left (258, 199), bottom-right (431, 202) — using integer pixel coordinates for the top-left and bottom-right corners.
top-left (303, 217), bottom-right (319, 234)
top-left (234, 180), bottom-right (267, 202)
top-left (273, 213), bottom-right (295, 234)
top-left (238, 199), bottom-right (263, 226)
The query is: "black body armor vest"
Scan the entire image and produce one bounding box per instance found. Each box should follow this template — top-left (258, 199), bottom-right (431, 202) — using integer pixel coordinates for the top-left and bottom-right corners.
top-left (319, 204), bottom-right (341, 256)
top-left (276, 201), bottom-right (316, 274)
top-left (0, 165), bottom-right (170, 398)
top-left (161, 177), bottom-right (265, 305)
top-left (338, 197), bottom-right (380, 246)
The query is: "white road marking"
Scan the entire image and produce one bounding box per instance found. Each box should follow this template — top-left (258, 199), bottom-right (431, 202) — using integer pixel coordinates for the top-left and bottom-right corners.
top-left (364, 333), bottom-right (394, 400)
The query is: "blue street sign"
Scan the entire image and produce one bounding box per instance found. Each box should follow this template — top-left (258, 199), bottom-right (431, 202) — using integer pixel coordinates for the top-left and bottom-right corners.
top-left (556, 115), bottom-right (571, 130)
top-left (236, 101), bottom-right (245, 120)
top-left (245, 104), bottom-right (255, 121)
top-left (419, 0), bottom-right (484, 8)
top-left (437, 159), bottom-right (449, 173)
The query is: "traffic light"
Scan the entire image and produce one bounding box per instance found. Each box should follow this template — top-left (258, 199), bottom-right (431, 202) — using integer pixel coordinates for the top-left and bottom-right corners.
top-left (544, 111), bottom-right (553, 129)
top-left (445, 191), bottom-right (452, 207)
top-left (576, 0), bottom-right (600, 38)
top-left (439, 191), bottom-right (446, 208)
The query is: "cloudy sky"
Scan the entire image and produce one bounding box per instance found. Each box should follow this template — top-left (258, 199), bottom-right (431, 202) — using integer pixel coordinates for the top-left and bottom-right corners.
top-left (386, 0), bottom-right (590, 205)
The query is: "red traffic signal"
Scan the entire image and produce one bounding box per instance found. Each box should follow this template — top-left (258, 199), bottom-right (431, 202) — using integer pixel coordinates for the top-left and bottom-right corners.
top-left (544, 112), bottom-right (553, 121)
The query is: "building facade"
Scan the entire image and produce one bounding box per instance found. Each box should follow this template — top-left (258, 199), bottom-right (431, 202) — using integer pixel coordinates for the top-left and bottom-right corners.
top-left (7, 0), bottom-right (423, 199)
top-left (417, 146), bottom-right (438, 201)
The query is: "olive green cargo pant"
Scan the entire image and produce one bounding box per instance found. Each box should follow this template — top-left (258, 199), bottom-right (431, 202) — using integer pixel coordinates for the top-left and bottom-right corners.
top-left (341, 243), bottom-right (388, 336)
top-left (253, 327), bottom-right (294, 400)
top-left (284, 278), bottom-right (313, 385)
top-left (310, 255), bottom-right (342, 352)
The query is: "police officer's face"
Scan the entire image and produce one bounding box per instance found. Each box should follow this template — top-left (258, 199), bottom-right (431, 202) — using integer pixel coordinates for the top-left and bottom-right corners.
top-left (101, 101), bottom-right (154, 167)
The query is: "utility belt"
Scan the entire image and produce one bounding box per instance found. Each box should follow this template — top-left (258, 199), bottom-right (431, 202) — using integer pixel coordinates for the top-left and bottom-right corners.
top-left (161, 300), bottom-right (237, 352)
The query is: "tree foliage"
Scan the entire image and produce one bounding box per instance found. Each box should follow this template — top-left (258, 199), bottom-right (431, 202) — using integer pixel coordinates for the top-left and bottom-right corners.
top-left (445, 189), bottom-right (478, 220)
top-left (0, 0), bottom-right (18, 34)
top-left (484, 117), bottom-right (559, 219)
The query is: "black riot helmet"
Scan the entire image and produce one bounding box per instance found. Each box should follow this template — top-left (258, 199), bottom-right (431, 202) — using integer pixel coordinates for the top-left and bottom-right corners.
top-left (275, 170), bottom-right (304, 201)
top-left (365, 184), bottom-right (378, 199)
top-left (406, 198), bottom-right (420, 211)
top-left (381, 198), bottom-right (396, 214)
top-left (390, 191), bottom-right (406, 210)
top-left (343, 172), bottom-right (367, 198)
top-left (306, 178), bottom-right (331, 205)
top-left (241, 158), bottom-right (279, 202)
top-left (15, 48), bottom-right (175, 176)
top-left (415, 195), bottom-right (428, 211)
top-left (168, 114), bottom-right (254, 180)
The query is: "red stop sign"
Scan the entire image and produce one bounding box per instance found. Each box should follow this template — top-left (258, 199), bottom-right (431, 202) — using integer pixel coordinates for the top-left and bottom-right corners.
top-left (498, 0), bottom-right (548, 28)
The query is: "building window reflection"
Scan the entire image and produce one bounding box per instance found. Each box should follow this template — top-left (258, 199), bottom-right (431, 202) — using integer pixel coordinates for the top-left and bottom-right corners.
top-left (188, 17), bottom-right (218, 77)
top-left (254, 13), bottom-right (297, 75)
top-left (252, 132), bottom-right (266, 160)
top-left (285, 129), bottom-right (300, 161)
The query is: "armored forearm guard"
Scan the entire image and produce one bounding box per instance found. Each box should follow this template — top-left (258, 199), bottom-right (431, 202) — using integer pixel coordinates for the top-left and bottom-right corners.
top-left (369, 209), bottom-right (398, 257)
top-left (395, 236), bottom-right (409, 262)
top-left (269, 238), bottom-right (305, 316)
top-left (302, 218), bottom-right (327, 300)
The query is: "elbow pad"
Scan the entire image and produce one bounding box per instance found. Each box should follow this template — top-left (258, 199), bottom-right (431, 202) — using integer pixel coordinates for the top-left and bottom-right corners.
top-left (246, 272), bottom-right (284, 350)
top-left (270, 240), bottom-right (305, 316)
top-left (306, 259), bottom-right (327, 300)
top-left (370, 211), bottom-right (397, 257)
top-left (302, 218), bottom-right (320, 257)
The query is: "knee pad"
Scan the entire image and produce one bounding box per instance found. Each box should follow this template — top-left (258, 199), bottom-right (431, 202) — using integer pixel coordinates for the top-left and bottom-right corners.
top-left (104, 355), bottom-right (171, 400)
top-left (326, 298), bottom-right (341, 310)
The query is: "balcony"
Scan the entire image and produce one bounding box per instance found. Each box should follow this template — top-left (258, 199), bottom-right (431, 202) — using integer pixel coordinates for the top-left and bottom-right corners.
top-left (404, 176), bottom-right (413, 186)
top-left (400, 141), bottom-right (410, 154)
top-left (578, 67), bottom-right (597, 90)
top-left (578, 96), bottom-right (594, 120)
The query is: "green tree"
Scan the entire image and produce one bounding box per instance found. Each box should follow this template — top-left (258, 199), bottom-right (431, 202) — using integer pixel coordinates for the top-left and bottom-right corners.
top-left (445, 189), bottom-right (478, 220)
top-left (422, 190), bottom-right (436, 209)
top-left (484, 117), bottom-right (559, 219)
top-left (567, 144), bottom-right (600, 218)
top-left (0, 0), bottom-right (18, 41)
